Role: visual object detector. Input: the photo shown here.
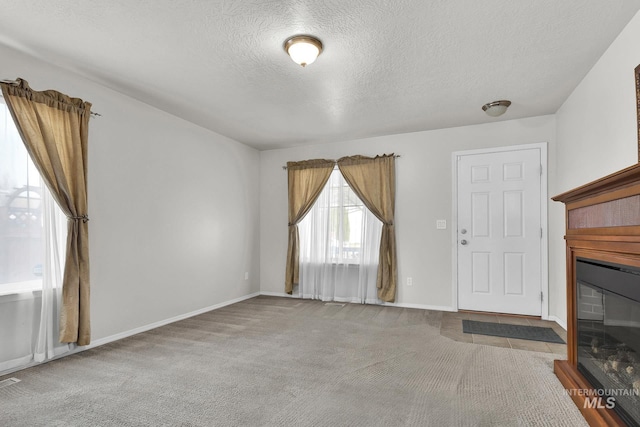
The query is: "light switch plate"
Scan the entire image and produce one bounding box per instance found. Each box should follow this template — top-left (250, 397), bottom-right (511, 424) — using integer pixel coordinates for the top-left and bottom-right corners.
top-left (436, 220), bottom-right (447, 229)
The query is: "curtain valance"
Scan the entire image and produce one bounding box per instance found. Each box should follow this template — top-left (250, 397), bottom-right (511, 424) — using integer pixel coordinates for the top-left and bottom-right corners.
top-left (1, 78), bottom-right (91, 115)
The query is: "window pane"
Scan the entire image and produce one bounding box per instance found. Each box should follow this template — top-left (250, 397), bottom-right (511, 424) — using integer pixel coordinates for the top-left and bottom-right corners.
top-left (0, 100), bottom-right (44, 291)
top-left (327, 169), bottom-right (364, 263)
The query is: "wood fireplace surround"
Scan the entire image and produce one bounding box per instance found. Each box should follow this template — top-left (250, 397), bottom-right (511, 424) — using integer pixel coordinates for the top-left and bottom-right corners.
top-left (553, 163), bottom-right (640, 426)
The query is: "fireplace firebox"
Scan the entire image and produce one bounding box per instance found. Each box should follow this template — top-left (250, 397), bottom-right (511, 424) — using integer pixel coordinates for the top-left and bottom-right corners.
top-left (576, 258), bottom-right (640, 426)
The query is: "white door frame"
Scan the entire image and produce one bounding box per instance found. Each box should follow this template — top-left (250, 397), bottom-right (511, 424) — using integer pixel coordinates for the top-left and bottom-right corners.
top-left (451, 142), bottom-right (549, 319)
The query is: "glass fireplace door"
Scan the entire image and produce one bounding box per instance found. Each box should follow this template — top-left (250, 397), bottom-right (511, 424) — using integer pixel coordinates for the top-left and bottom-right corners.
top-left (576, 259), bottom-right (640, 426)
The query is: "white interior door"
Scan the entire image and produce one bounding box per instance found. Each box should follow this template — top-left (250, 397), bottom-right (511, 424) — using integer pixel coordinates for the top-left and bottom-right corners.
top-left (456, 147), bottom-right (542, 316)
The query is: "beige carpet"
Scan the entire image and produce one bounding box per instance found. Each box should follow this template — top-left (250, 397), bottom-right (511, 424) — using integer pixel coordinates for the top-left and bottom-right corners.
top-left (0, 296), bottom-right (587, 426)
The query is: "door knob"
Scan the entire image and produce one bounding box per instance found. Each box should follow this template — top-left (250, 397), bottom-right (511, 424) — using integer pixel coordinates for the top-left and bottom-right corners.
top-left (460, 239), bottom-right (468, 245)
top-left (460, 229), bottom-right (467, 234)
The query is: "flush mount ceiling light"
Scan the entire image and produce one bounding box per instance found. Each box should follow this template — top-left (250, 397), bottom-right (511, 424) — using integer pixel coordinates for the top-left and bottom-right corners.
top-left (482, 100), bottom-right (512, 117)
top-left (283, 35), bottom-right (323, 67)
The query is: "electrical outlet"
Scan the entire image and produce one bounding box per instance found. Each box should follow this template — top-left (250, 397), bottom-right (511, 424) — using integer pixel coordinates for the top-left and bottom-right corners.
top-left (407, 277), bottom-right (413, 286)
top-left (244, 272), bottom-right (249, 280)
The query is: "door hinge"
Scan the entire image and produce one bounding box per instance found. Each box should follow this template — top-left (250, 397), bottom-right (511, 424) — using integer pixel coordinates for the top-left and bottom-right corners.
top-left (540, 164), bottom-right (543, 176)
top-left (540, 228), bottom-right (543, 238)
top-left (541, 291), bottom-right (544, 302)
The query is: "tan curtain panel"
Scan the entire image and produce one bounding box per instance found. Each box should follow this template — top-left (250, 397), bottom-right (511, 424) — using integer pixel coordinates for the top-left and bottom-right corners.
top-left (1, 79), bottom-right (92, 345)
top-left (285, 159), bottom-right (335, 294)
top-left (337, 154), bottom-right (397, 302)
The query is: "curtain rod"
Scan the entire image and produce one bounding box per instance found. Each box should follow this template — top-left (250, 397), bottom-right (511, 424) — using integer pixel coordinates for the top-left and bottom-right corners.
top-left (281, 154), bottom-right (400, 170)
top-left (0, 80), bottom-right (101, 118)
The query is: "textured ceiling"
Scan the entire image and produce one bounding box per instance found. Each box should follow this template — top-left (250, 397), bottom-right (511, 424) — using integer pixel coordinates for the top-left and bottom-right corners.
top-left (0, 1), bottom-right (639, 150)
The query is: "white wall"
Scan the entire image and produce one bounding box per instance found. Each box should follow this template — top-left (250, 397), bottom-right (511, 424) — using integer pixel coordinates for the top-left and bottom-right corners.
top-left (551, 10), bottom-right (640, 326)
top-left (556, 11), bottom-right (640, 192)
top-left (260, 116), bottom-right (557, 312)
top-left (0, 43), bottom-right (261, 344)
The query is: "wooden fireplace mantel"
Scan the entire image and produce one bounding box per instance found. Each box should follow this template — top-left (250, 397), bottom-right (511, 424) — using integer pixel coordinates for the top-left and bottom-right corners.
top-left (552, 162), bottom-right (640, 426)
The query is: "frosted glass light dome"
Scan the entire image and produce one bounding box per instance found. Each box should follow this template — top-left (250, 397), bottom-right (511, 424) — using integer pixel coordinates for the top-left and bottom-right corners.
top-left (482, 100), bottom-right (511, 117)
top-left (284, 35), bottom-right (323, 67)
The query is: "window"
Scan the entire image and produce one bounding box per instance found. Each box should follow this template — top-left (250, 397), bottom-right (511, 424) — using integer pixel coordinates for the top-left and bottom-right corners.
top-left (0, 99), bottom-right (66, 295)
top-left (300, 168), bottom-right (368, 264)
top-left (297, 168), bottom-right (382, 303)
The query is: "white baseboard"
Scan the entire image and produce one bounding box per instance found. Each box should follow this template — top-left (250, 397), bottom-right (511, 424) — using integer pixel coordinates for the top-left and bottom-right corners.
top-left (87, 292), bottom-right (260, 349)
top-left (260, 292), bottom-right (455, 312)
top-left (380, 301), bottom-right (456, 312)
top-left (259, 291), bottom-right (296, 298)
top-left (548, 315), bottom-right (567, 331)
top-left (1, 292), bottom-right (261, 377)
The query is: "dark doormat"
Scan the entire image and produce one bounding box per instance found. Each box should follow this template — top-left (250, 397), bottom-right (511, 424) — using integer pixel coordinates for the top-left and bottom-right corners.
top-left (462, 320), bottom-right (565, 344)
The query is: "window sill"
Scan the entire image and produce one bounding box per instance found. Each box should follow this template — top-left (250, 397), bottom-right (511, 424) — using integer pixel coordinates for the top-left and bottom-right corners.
top-left (301, 262), bottom-right (362, 268)
top-left (0, 280), bottom-right (44, 301)
top-left (300, 262), bottom-right (378, 267)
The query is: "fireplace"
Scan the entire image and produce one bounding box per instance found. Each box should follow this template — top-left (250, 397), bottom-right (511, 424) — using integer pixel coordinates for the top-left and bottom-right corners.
top-left (576, 258), bottom-right (640, 426)
top-left (553, 163), bottom-right (640, 426)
